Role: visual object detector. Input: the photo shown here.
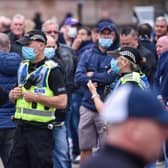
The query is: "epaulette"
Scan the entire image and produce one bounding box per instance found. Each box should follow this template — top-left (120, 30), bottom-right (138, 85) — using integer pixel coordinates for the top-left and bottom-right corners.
top-left (121, 72), bottom-right (141, 84)
top-left (21, 59), bottom-right (30, 64)
top-left (45, 60), bottom-right (59, 69)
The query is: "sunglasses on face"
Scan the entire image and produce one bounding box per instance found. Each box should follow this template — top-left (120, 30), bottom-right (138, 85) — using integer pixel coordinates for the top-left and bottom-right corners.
top-left (46, 30), bottom-right (59, 34)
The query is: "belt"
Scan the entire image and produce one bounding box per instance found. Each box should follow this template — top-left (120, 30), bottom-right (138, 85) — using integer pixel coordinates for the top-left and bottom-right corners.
top-left (13, 118), bottom-right (60, 130)
top-left (48, 121), bottom-right (65, 130)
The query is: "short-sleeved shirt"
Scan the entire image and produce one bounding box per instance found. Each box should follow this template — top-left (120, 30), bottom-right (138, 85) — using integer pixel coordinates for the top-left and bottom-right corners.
top-left (81, 144), bottom-right (146, 168)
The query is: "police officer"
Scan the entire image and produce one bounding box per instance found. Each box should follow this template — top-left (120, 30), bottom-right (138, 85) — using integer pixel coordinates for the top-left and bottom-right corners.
top-left (87, 47), bottom-right (149, 112)
top-left (8, 30), bottom-right (67, 168)
top-left (110, 47), bottom-right (150, 90)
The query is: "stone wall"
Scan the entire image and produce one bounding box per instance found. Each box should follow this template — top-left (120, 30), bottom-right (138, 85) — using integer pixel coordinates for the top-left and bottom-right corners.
top-left (0, 0), bottom-right (159, 26)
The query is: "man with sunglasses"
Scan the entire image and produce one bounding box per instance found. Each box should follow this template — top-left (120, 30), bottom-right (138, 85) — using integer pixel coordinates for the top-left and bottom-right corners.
top-left (42, 19), bottom-right (77, 168)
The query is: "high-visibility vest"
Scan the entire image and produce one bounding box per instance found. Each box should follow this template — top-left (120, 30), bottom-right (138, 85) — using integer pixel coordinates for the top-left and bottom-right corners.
top-left (114, 72), bottom-right (150, 90)
top-left (15, 60), bottom-right (58, 123)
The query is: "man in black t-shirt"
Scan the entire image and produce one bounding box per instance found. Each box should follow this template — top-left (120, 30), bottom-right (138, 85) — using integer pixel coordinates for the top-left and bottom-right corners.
top-left (8, 30), bottom-right (67, 168)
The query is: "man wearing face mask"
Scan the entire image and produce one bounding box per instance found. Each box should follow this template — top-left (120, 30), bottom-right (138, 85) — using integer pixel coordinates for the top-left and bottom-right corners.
top-left (44, 35), bottom-right (57, 59)
top-left (8, 30), bottom-right (67, 168)
top-left (97, 20), bottom-right (120, 51)
top-left (75, 22), bottom-right (118, 164)
top-left (42, 19), bottom-right (77, 94)
top-left (61, 17), bottom-right (81, 47)
top-left (44, 34), bottom-right (73, 168)
top-left (42, 19), bottom-right (78, 168)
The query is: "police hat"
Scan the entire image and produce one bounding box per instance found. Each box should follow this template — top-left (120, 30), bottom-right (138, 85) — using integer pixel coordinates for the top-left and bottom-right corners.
top-left (17, 30), bottom-right (47, 45)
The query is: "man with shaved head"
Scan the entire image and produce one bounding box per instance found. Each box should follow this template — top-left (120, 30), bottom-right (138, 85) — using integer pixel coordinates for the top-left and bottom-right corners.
top-left (152, 34), bottom-right (168, 168)
top-left (156, 35), bottom-right (168, 58)
top-left (154, 35), bottom-right (168, 107)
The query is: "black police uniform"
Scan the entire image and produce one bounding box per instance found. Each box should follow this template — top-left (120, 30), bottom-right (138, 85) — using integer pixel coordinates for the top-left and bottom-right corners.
top-left (8, 59), bottom-right (66, 168)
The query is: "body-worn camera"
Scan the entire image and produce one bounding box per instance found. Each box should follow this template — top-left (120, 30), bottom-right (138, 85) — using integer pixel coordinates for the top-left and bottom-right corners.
top-left (24, 74), bottom-right (36, 89)
top-left (24, 74), bottom-right (37, 108)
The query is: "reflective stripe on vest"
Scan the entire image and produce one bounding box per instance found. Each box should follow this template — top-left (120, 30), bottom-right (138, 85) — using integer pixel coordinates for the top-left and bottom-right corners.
top-left (121, 72), bottom-right (146, 89)
top-left (15, 60), bottom-right (58, 123)
top-left (15, 107), bottom-right (55, 122)
top-left (114, 72), bottom-right (148, 90)
top-left (16, 107), bottom-right (55, 117)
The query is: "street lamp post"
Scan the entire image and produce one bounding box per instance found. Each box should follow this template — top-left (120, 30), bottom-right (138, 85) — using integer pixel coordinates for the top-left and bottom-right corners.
top-left (77, 0), bottom-right (84, 23)
top-left (154, 0), bottom-right (166, 18)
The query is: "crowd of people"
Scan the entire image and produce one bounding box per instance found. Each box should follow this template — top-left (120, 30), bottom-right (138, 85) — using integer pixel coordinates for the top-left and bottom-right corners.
top-left (0, 12), bottom-right (168, 168)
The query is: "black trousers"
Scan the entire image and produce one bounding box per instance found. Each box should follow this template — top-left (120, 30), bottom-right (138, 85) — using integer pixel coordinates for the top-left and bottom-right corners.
top-left (8, 125), bottom-right (54, 168)
top-left (0, 128), bottom-right (16, 168)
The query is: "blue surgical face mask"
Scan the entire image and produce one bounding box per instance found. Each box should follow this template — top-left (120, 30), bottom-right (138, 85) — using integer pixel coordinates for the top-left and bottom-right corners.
top-left (44, 47), bottom-right (55, 59)
top-left (110, 58), bottom-right (120, 74)
top-left (67, 27), bottom-right (77, 38)
top-left (22, 46), bottom-right (37, 61)
top-left (98, 38), bottom-right (113, 49)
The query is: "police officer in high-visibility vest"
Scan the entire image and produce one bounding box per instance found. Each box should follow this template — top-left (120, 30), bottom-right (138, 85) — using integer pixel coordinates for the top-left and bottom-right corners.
top-left (87, 47), bottom-right (150, 113)
top-left (110, 47), bottom-right (150, 90)
top-left (8, 30), bottom-right (67, 168)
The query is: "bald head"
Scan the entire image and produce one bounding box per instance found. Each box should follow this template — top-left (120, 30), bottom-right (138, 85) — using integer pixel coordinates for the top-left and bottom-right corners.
top-left (46, 35), bottom-right (56, 48)
top-left (0, 33), bottom-right (10, 52)
top-left (156, 35), bottom-right (168, 57)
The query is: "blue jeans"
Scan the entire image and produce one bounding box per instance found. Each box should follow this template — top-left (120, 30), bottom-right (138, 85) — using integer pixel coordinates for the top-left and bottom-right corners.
top-left (67, 93), bottom-right (81, 157)
top-left (53, 125), bottom-right (71, 168)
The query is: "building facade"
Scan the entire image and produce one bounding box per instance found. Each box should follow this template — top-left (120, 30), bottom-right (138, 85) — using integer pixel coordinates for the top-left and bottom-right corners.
top-left (0, 0), bottom-right (167, 26)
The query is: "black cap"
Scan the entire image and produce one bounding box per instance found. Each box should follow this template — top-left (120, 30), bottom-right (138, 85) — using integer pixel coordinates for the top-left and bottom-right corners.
top-left (17, 30), bottom-right (47, 45)
top-left (110, 47), bottom-right (142, 65)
